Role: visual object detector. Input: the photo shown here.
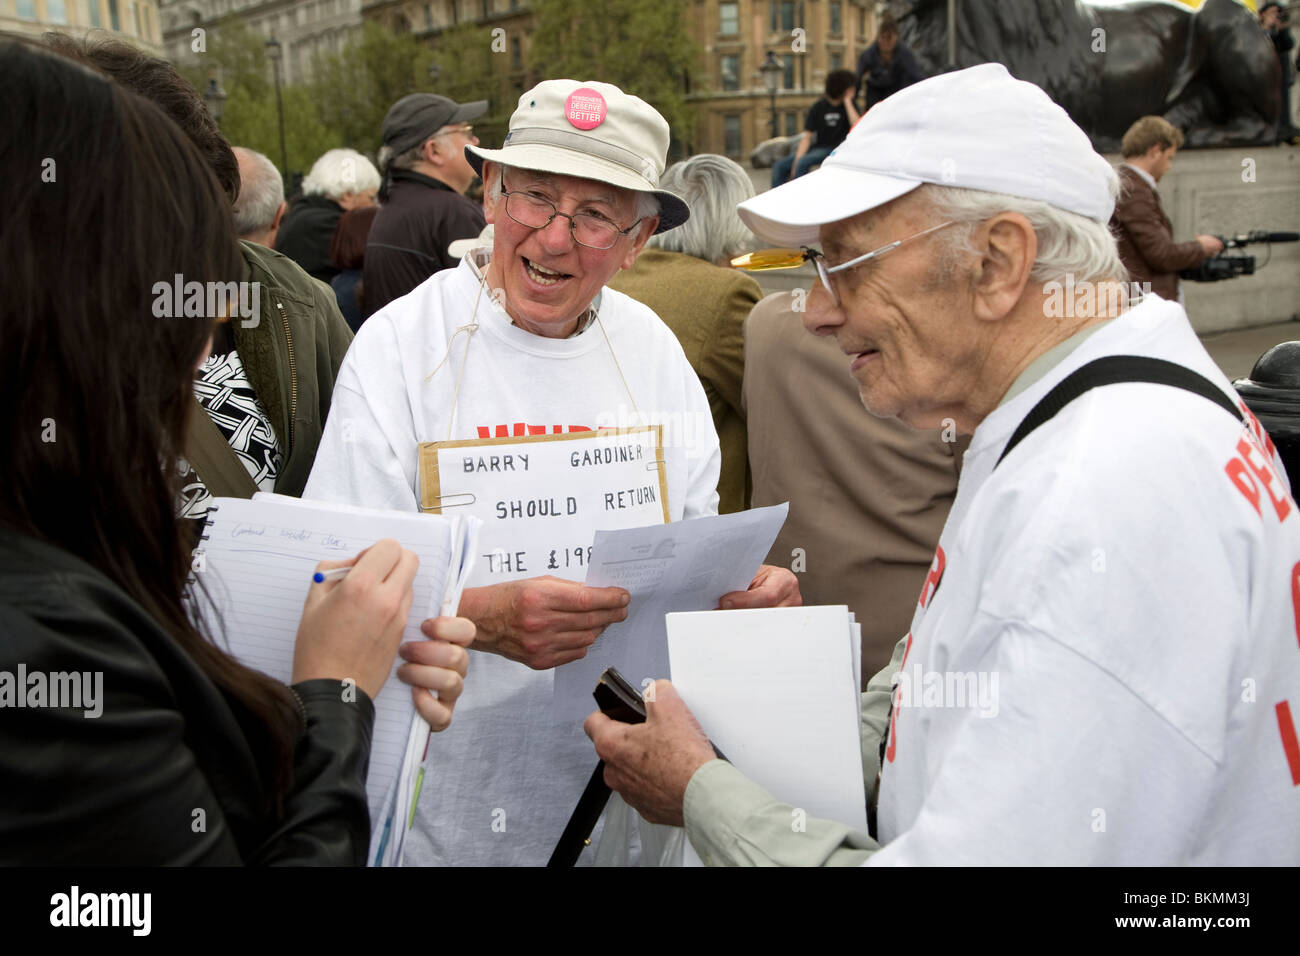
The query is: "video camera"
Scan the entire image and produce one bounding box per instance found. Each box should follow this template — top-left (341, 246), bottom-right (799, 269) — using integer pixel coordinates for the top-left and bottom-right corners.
top-left (1179, 230), bottom-right (1299, 283)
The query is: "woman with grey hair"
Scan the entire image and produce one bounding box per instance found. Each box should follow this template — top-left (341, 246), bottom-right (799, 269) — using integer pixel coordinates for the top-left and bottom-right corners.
top-left (276, 148), bottom-right (380, 283)
top-left (610, 154), bottom-right (762, 514)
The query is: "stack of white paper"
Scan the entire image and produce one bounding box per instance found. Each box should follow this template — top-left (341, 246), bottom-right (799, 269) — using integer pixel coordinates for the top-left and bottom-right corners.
top-left (666, 605), bottom-right (865, 865)
top-left (191, 493), bottom-right (478, 866)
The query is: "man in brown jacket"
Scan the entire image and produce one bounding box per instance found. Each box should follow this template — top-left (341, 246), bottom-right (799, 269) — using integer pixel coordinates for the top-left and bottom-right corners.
top-left (610, 155), bottom-right (762, 514)
top-left (1110, 116), bottom-right (1222, 301)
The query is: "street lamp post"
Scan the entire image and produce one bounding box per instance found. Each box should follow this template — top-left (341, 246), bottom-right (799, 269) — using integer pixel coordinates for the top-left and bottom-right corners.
top-left (265, 36), bottom-right (288, 186)
top-left (759, 51), bottom-right (782, 140)
top-left (947, 0), bottom-right (958, 70)
top-left (202, 76), bottom-right (227, 128)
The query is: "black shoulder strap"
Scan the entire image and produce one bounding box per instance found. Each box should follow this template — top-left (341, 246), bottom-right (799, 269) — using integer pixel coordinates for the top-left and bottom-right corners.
top-left (995, 356), bottom-right (1243, 470)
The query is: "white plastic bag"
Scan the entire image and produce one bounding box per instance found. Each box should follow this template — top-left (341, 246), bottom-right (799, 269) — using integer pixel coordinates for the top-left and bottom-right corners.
top-left (593, 794), bottom-right (687, 866)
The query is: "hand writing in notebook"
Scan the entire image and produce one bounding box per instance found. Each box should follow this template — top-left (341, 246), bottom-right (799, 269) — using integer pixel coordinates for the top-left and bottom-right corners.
top-left (293, 540), bottom-right (474, 718)
top-left (292, 539), bottom-right (419, 698)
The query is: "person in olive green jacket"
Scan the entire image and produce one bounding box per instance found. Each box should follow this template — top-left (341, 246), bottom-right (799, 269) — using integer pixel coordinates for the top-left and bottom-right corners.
top-left (609, 155), bottom-right (761, 514)
top-left (45, 33), bottom-right (353, 516)
top-left (207, 240), bottom-right (353, 501)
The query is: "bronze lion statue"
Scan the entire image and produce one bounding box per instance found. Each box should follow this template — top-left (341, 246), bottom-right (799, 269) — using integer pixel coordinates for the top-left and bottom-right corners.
top-left (895, 0), bottom-right (1282, 149)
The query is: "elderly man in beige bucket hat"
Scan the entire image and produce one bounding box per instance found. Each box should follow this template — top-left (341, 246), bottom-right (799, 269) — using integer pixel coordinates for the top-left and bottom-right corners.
top-left (305, 79), bottom-right (799, 866)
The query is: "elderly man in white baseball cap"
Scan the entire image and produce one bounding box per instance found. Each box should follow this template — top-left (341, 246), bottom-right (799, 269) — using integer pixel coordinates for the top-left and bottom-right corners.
top-left (587, 63), bottom-right (1300, 865)
top-left (305, 79), bottom-right (799, 866)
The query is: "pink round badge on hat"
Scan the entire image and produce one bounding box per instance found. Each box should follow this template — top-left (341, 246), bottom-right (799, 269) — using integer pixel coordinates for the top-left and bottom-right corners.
top-left (564, 88), bottom-right (607, 130)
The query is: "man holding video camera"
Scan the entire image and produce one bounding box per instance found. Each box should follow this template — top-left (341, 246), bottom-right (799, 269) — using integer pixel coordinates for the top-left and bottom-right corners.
top-left (1110, 116), bottom-right (1223, 302)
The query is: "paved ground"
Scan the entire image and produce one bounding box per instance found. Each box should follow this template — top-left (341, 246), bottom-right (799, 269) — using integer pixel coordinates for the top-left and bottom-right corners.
top-left (1200, 319), bottom-right (1300, 381)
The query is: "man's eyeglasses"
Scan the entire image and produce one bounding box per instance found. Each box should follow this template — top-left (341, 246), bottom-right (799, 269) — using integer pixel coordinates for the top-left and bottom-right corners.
top-left (433, 124), bottom-right (475, 140)
top-left (500, 182), bottom-right (642, 250)
top-left (731, 220), bottom-right (957, 306)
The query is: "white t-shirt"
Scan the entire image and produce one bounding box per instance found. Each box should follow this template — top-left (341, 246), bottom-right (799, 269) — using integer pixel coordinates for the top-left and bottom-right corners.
top-left (872, 295), bottom-right (1300, 865)
top-left (304, 254), bottom-right (720, 865)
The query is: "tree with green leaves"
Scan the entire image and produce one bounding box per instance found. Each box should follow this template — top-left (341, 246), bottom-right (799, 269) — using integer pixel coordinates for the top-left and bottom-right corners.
top-left (528, 0), bottom-right (697, 155)
top-left (308, 21), bottom-right (441, 156)
top-left (178, 18), bottom-right (336, 181)
top-left (426, 22), bottom-right (514, 149)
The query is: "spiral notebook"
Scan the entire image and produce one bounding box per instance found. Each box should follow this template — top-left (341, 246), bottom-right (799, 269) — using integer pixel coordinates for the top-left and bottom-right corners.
top-left (190, 493), bottom-right (479, 866)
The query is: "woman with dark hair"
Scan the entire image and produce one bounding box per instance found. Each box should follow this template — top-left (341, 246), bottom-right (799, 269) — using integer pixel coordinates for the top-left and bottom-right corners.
top-left (330, 205), bottom-right (380, 332)
top-left (0, 40), bottom-right (472, 864)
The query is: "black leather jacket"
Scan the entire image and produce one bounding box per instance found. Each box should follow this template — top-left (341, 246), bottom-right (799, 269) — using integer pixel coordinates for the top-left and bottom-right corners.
top-left (0, 528), bottom-right (374, 865)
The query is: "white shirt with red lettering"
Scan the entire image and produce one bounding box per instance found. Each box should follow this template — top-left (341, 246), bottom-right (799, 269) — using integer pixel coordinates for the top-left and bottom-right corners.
top-left (304, 253), bottom-right (720, 865)
top-left (873, 295), bottom-right (1300, 865)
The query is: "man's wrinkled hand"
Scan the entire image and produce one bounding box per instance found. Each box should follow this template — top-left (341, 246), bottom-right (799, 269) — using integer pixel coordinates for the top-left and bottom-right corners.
top-left (717, 564), bottom-right (802, 610)
top-left (459, 576), bottom-right (630, 670)
top-left (584, 680), bottom-right (716, 827)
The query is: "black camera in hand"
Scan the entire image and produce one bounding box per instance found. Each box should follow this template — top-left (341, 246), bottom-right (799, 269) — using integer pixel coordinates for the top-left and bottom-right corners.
top-left (1180, 230), bottom-right (1299, 283)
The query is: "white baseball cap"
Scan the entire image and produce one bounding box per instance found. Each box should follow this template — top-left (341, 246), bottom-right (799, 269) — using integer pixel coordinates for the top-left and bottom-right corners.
top-left (466, 79), bottom-right (689, 234)
top-left (448, 224), bottom-right (494, 259)
top-left (737, 63), bottom-right (1117, 247)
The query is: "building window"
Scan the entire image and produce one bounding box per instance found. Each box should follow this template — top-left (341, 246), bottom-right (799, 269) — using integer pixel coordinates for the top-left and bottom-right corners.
top-left (47, 0), bottom-right (68, 22)
top-left (770, 0), bottom-right (795, 33)
top-left (511, 36), bottom-right (521, 70)
top-left (87, 0), bottom-right (101, 27)
top-left (782, 53), bottom-right (795, 89)
top-left (15, 0), bottom-right (35, 16)
top-left (720, 54), bottom-right (739, 92)
top-left (723, 115), bottom-right (742, 157)
top-left (830, 1), bottom-right (842, 36)
top-left (785, 111), bottom-right (800, 137)
top-left (830, 52), bottom-right (842, 72)
top-left (424, 4), bottom-right (432, 29)
top-left (719, 1), bottom-right (738, 36)
top-left (108, 0), bottom-right (119, 29)
top-left (859, 8), bottom-right (867, 37)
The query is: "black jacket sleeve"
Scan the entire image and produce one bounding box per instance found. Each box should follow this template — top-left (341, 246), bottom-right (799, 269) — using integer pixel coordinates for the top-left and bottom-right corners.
top-left (250, 680), bottom-right (375, 866)
top-left (0, 572), bottom-right (376, 866)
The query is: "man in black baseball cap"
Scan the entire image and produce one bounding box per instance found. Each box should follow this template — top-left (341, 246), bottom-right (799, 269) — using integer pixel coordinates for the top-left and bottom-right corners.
top-left (364, 93), bottom-right (490, 316)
